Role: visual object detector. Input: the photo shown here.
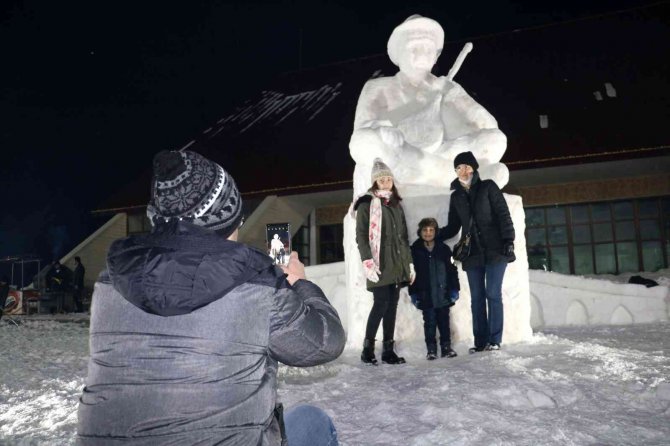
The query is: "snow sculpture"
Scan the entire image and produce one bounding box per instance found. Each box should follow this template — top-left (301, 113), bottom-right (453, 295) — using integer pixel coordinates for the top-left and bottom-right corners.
top-left (349, 15), bottom-right (509, 198)
top-left (343, 15), bottom-right (532, 348)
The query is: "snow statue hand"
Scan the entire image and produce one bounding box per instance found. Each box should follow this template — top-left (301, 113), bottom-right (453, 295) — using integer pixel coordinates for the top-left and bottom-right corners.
top-left (280, 252), bottom-right (306, 285)
top-left (409, 263), bottom-right (416, 285)
top-left (362, 259), bottom-right (380, 283)
top-left (379, 126), bottom-right (405, 148)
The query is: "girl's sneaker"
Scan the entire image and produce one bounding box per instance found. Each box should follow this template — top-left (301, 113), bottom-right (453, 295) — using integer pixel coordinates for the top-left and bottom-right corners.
top-left (485, 343), bottom-right (501, 351)
top-left (426, 352), bottom-right (437, 360)
top-left (468, 346), bottom-right (487, 354)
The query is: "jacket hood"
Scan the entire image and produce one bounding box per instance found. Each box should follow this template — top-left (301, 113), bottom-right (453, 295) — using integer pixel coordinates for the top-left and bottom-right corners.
top-left (107, 220), bottom-right (280, 316)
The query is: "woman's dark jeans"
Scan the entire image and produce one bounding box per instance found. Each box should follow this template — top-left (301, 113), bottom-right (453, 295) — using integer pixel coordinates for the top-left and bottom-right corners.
top-left (465, 262), bottom-right (507, 348)
top-left (365, 284), bottom-right (400, 341)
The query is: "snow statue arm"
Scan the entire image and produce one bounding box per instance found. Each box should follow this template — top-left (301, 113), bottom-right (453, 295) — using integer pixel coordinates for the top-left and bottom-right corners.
top-left (268, 279), bottom-right (345, 366)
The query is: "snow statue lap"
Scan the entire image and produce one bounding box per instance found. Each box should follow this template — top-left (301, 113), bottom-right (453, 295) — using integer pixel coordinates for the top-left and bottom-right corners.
top-left (343, 15), bottom-right (532, 349)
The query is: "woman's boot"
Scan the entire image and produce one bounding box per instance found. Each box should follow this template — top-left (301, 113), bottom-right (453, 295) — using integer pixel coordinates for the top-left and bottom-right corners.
top-left (381, 340), bottom-right (406, 364)
top-left (361, 338), bottom-right (378, 365)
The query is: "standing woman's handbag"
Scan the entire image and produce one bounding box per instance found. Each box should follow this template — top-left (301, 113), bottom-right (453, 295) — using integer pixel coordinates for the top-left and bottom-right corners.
top-left (453, 214), bottom-right (474, 262)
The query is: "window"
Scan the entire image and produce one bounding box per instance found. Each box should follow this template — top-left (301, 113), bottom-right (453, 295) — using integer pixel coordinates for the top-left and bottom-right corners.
top-left (525, 197), bottom-right (669, 275)
top-left (319, 224), bottom-right (344, 264)
top-left (292, 225), bottom-right (310, 266)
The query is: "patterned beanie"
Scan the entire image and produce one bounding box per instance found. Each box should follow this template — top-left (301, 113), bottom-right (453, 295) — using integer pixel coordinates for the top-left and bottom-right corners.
top-left (453, 151), bottom-right (479, 171)
top-left (146, 150), bottom-right (243, 237)
top-left (371, 158), bottom-right (394, 182)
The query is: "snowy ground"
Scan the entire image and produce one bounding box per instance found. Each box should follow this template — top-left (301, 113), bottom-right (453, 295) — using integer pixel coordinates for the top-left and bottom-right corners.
top-left (1, 317), bottom-right (669, 445)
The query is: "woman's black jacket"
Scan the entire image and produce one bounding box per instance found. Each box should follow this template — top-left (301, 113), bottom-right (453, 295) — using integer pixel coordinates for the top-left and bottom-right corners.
top-left (438, 172), bottom-right (515, 270)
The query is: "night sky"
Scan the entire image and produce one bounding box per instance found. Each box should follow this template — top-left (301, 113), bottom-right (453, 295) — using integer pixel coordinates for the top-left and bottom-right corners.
top-left (0, 0), bottom-right (661, 272)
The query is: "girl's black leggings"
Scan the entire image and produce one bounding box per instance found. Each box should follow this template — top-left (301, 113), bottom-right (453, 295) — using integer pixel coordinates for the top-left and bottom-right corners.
top-left (364, 284), bottom-right (400, 341)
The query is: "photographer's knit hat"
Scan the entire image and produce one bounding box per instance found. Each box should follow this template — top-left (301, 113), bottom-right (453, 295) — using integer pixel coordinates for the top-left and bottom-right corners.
top-left (146, 150), bottom-right (243, 237)
top-left (453, 151), bottom-right (479, 171)
top-left (371, 158), bottom-right (394, 182)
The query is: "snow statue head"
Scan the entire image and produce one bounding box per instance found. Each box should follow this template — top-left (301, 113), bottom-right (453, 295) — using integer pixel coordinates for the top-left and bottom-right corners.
top-left (349, 14), bottom-right (509, 198)
top-left (388, 15), bottom-right (444, 79)
top-left (273, 234), bottom-right (279, 239)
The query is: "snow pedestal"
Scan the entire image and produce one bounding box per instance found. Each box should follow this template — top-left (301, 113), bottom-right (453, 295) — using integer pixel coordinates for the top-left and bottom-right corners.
top-left (342, 189), bottom-right (532, 349)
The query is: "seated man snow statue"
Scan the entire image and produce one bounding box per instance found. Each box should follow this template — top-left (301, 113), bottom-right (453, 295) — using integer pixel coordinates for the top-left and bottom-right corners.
top-left (349, 14), bottom-right (508, 198)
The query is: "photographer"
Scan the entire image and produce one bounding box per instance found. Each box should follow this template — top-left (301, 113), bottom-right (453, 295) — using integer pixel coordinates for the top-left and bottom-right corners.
top-left (77, 150), bottom-right (345, 446)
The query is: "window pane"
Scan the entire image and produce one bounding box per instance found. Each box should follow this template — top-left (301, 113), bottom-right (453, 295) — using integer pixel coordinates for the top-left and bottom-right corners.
top-left (615, 221), bottom-right (635, 241)
top-left (640, 220), bottom-right (660, 239)
top-left (613, 201), bottom-right (633, 220)
top-left (570, 205), bottom-right (589, 223)
top-left (595, 244), bottom-right (616, 274)
top-left (525, 208), bottom-right (545, 227)
top-left (527, 245), bottom-right (548, 270)
top-left (638, 199), bottom-right (658, 218)
top-left (662, 197), bottom-right (670, 216)
top-left (616, 242), bottom-right (638, 273)
top-left (642, 241), bottom-right (664, 272)
top-left (549, 247), bottom-right (570, 274)
top-left (593, 223), bottom-right (613, 242)
top-left (573, 245), bottom-right (593, 275)
top-left (548, 225), bottom-right (567, 245)
top-left (547, 207), bottom-right (566, 225)
top-left (572, 225), bottom-right (591, 244)
top-left (592, 203), bottom-right (611, 221)
top-left (527, 228), bottom-right (546, 245)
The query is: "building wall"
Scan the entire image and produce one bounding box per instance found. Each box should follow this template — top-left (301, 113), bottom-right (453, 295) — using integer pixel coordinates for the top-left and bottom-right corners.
top-left (62, 213), bottom-right (128, 292)
top-left (518, 173), bottom-right (670, 206)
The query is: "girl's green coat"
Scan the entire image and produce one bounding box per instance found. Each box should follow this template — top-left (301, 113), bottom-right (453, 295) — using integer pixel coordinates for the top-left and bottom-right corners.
top-left (354, 194), bottom-right (413, 290)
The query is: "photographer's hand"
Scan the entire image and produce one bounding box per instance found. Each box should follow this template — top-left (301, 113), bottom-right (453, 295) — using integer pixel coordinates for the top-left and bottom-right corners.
top-left (280, 251), bottom-right (306, 285)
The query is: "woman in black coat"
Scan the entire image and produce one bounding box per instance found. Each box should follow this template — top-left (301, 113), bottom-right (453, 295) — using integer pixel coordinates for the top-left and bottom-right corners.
top-left (438, 151), bottom-right (515, 353)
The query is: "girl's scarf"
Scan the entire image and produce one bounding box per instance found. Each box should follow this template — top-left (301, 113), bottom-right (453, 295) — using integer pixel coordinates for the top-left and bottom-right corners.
top-left (369, 190), bottom-right (393, 269)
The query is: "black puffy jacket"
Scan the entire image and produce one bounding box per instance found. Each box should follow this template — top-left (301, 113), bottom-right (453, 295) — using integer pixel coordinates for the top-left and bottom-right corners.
top-left (438, 172), bottom-right (515, 270)
top-left (409, 239), bottom-right (460, 310)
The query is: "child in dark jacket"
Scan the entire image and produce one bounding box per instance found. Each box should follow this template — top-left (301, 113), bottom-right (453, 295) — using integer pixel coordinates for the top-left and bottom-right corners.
top-left (409, 218), bottom-right (460, 360)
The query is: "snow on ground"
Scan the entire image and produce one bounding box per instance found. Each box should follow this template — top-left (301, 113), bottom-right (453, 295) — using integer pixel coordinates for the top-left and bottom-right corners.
top-left (1, 316), bottom-right (669, 445)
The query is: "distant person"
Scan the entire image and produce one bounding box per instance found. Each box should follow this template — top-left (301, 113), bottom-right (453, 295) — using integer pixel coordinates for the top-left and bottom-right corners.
top-left (72, 256), bottom-right (85, 312)
top-left (438, 151), bottom-right (515, 353)
top-left (409, 218), bottom-right (460, 360)
top-left (355, 158), bottom-right (415, 365)
top-left (0, 276), bottom-right (9, 320)
top-left (47, 260), bottom-right (70, 313)
top-left (48, 261), bottom-right (67, 291)
top-left (77, 150), bottom-right (345, 446)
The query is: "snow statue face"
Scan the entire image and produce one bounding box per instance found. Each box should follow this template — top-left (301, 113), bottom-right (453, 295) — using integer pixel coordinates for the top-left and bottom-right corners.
top-left (387, 15), bottom-right (444, 68)
top-left (273, 234), bottom-right (279, 239)
top-left (398, 38), bottom-right (439, 76)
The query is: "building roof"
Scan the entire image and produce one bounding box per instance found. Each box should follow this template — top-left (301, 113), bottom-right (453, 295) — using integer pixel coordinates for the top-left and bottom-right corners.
top-left (96, 3), bottom-right (670, 213)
